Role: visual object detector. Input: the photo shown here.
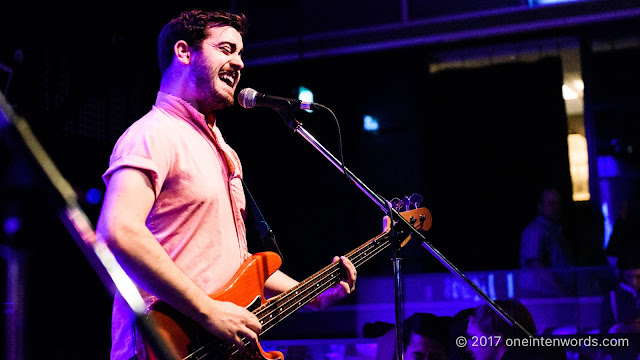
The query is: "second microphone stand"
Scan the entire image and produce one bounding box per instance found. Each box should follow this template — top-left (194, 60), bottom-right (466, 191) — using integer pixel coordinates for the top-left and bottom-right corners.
top-left (0, 91), bottom-right (179, 360)
top-left (275, 109), bottom-right (534, 359)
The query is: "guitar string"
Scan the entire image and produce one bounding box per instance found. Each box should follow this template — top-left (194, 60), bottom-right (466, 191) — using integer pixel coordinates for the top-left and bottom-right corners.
top-left (184, 234), bottom-right (391, 360)
top-left (185, 214), bottom-right (425, 359)
top-left (256, 232), bottom-right (392, 331)
top-left (254, 212), bottom-right (428, 333)
top-left (254, 210), bottom-right (424, 324)
top-left (185, 233), bottom-right (394, 360)
top-left (255, 232), bottom-right (384, 319)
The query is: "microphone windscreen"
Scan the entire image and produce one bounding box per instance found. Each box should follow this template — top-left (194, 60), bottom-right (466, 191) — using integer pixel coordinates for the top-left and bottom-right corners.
top-left (237, 88), bottom-right (257, 109)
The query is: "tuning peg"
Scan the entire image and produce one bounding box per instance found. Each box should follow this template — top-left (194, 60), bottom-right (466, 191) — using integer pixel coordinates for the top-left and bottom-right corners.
top-left (402, 196), bottom-right (411, 211)
top-left (409, 193), bottom-right (423, 209)
top-left (390, 197), bottom-right (404, 212)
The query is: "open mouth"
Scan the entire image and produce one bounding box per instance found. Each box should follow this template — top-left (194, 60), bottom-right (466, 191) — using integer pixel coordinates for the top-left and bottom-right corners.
top-left (219, 71), bottom-right (237, 88)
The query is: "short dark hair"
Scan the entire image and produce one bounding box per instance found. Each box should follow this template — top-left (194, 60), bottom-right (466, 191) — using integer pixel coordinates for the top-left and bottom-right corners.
top-left (402, 312), bottom-right (450, 352)
top-left (157, 9), bottom-right (248, 75)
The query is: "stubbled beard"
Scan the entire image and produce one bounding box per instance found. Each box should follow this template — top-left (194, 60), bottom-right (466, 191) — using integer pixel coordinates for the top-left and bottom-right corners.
top-left (193, 57), bottom-right (234, 111)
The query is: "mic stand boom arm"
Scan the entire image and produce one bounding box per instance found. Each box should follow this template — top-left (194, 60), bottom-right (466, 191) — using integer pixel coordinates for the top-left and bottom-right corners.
top-left (277, 110), bottom-right (534, 340)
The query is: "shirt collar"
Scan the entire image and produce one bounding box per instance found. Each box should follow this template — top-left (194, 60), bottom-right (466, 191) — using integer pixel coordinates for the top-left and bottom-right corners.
top-left (154, 92), bottom-right (237, 175)
top-left (155, 91), bottom-right (215, 131)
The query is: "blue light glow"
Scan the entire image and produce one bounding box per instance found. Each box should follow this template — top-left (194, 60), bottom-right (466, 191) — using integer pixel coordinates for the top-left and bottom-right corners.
top-left (530, 0), bottom-right (582, 5)
top-left (506, 272), bottom-right (514, 298)
top-left (602, 202), bottom-right (613, 249)
top-left (3, 216), bottom-right (22, 236)
top-left (298, 86), bottom-right (314, 113)
top-left (363, 115), bottom-right (379, 132)
top-left (86, 188), bottom-right (103, 205)
top-left (487, 273), bottom-right (496, 300)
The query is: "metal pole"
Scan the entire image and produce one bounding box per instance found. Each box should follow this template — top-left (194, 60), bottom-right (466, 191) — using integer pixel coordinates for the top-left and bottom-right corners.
top-left (392, 251), bottom-right (404, 360)
top-left (1, 244), bottom-right (25, 360)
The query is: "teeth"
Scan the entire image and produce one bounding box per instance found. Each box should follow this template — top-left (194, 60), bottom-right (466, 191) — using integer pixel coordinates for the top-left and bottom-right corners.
top-left (219, 73), bottom-right (235, 87)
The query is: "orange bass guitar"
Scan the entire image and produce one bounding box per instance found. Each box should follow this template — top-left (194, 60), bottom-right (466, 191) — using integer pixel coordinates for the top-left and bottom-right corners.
top-left (145, 207), bottom-right (431, 360)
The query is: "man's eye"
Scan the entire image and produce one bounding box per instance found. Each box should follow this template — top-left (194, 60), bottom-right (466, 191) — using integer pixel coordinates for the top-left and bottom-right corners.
top-left (217, 44), bottom-right (233, 53)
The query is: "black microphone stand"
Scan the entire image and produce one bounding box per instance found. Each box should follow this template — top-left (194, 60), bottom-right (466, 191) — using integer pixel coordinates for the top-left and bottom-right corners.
top-left (0, 92), bottom-right (179, 360)
top-left (273, 109), bottom-right (534, 356)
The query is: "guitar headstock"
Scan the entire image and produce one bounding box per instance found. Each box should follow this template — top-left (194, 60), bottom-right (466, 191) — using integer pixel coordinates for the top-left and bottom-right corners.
top-left (390, 193), bottom-right (424, 212)
top-left (387, 193), bottom-right (431, 248)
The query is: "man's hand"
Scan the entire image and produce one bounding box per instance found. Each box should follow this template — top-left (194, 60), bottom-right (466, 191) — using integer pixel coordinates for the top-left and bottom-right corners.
top-left (308, 256), bottom-right (357, 311)
top-left (200, 300), bottom-right (262, 350)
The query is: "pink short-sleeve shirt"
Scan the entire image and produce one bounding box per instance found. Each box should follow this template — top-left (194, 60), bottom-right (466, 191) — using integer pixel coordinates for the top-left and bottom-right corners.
top-left (103, 92), bottom-right (249, 360)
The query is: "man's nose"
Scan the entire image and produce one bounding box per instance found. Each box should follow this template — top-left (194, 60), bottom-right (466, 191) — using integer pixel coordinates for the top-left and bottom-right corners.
top-left (231, 55), bottom-right (244, 70)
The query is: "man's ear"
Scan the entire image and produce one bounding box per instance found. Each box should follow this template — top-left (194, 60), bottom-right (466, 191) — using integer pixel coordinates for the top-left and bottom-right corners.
top-left (174, 40), bottom-right (191, 65)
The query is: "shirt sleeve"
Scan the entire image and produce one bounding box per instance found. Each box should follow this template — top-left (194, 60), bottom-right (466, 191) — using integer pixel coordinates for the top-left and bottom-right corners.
top-left (102, 117), bottom-right (173, 198)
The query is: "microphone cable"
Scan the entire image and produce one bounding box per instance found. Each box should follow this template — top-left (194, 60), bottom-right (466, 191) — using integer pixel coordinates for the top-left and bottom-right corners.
top-left (315, 103), bottom-right (352, 183)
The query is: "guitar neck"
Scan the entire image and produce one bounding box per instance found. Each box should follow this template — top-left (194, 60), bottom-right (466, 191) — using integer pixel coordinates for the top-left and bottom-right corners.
top-left (255, 230), bottom-right (392, 334)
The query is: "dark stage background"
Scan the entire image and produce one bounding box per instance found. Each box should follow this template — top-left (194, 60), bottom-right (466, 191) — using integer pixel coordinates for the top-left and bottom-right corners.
top-left (1, 1), bottom-right (638, 359)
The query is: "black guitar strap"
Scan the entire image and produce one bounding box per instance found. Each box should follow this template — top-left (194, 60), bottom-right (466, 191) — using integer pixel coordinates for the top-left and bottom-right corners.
top-left (241, 179), bottom-right (284, 263)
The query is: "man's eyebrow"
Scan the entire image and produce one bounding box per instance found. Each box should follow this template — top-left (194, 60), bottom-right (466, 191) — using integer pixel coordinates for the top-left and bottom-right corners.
top-left (217, 41), bottom-right (242, 53)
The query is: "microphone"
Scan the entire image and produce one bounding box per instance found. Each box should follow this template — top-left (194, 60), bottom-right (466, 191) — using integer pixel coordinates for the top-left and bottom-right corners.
top-left (237, 88), bottom-right (323, 111)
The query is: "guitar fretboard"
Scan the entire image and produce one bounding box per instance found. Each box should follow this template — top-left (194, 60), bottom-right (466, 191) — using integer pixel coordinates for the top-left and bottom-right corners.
top-left (254, 230), bottom-right (392, 333)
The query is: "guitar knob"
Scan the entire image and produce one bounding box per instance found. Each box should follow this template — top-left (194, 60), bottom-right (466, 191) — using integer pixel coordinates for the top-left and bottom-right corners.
top-left (409, 216), bottom-right (417, 225)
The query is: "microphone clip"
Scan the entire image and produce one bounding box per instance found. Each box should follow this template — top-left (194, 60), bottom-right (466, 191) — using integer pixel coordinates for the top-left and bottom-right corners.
top-left (275, 109), bottom-right (302, 132)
